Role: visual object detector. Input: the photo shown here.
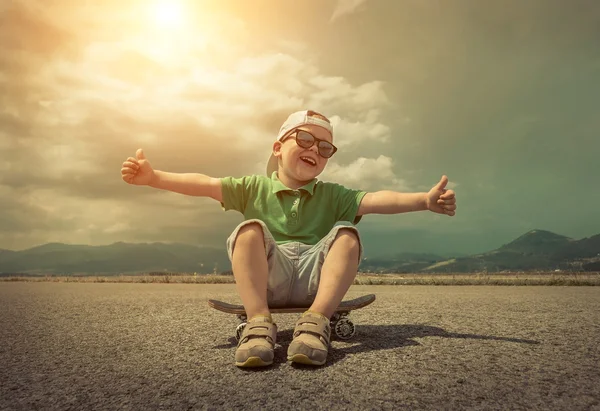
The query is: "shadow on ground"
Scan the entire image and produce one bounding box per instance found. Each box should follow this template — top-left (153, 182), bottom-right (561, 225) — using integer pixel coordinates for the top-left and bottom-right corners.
top-left (213, 324), bottom-right (540, 369)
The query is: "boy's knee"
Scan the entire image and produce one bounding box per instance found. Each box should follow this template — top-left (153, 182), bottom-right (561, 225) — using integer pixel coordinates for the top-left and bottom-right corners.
top-left (334, 228), bottom-right (360, 251)
top-left (236, 222), bottom-right (265, 246)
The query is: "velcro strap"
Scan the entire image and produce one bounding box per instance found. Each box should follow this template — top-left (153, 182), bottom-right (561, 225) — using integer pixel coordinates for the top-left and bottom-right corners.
top-left (293, 322), bottom-right (331, 345)
top-left (239, 324), bottom-right (276, 345)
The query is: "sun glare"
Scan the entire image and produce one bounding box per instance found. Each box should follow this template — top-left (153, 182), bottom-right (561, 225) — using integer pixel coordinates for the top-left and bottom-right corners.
top-left (150, 1), bottom-right (185, 29)
top-left (132, 0), bottom-right (211, 63)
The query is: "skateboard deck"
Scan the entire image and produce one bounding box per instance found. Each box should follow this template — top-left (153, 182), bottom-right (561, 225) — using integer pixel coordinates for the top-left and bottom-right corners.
top-left (208, 293), bottom-right (376, 315)
top-left (209, 294), bottom-right (376, 341)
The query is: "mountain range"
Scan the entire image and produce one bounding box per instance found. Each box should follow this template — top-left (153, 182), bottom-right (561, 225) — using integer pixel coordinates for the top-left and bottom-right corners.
top-left (362, 230), bottom-right (600, 273)
top-left (1, 229), bottom-right (598, 275)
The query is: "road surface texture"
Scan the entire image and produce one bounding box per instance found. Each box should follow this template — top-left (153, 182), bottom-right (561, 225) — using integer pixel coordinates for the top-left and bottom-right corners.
top-left (1, 283), bottom-right (599, 410)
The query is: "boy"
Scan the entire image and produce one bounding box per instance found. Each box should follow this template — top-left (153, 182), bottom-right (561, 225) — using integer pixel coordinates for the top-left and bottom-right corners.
top-left (120, 109), bottom-right (457, 368)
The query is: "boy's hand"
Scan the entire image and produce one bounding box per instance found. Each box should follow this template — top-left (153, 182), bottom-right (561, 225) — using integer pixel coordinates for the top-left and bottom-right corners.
top-left (426, 175), bottom-right (456, 216)
top-left (121, 149), bottom-right (155, 186)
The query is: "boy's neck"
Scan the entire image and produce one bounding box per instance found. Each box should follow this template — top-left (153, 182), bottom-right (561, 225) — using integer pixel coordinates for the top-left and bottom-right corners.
top-left (276, 170), bottom-right (315, 190)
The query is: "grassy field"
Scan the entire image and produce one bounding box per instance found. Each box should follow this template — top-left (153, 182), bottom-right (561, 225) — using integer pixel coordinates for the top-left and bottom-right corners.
top-left (1, 272), bottom-right (599, 285)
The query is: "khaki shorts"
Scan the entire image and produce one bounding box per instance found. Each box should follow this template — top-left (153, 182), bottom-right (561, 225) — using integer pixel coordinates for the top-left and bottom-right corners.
top-left (226, 219), bottom-right (363, 308)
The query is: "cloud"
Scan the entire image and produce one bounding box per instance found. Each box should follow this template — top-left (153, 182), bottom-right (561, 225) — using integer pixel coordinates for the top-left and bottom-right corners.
top-left (0, 1), bottom-right (396, 249)
top-left (330, 0), bottom-right (370, 22)
top-left (321, 155), bottom-right (410, 192)
top-left (0, 182), bottom-right (232, 250)
top-left (330, 109), bottom-right (391, 148)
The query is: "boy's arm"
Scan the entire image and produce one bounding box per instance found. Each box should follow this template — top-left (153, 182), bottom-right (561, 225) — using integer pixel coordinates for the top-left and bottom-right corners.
top-left (357, 175), bottom-right (456, 217)
top-left (149, 171), bottom-right (222, 202)
top-left (357, 191), bottom-right (428, 215)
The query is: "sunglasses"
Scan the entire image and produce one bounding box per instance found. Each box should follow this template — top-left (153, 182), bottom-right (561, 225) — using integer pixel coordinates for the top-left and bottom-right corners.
top-left (282, 130), bottom-right (338, 158)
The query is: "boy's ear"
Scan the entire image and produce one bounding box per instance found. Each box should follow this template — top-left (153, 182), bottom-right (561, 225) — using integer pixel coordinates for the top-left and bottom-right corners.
top-left (272, 141), bottom-right (283, 157)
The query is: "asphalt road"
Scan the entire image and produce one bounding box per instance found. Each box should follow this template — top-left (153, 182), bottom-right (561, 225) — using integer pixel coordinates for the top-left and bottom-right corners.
top-left (1, 283), bottom-right (599, 410)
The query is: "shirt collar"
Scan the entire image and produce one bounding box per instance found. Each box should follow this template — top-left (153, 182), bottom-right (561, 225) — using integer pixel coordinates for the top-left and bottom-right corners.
top-left (270, 172), bottom-right (318, 196)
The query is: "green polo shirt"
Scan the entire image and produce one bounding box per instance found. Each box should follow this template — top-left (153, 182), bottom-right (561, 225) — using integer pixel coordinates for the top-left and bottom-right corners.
top-left (220, 172), bottom-right (367, 245)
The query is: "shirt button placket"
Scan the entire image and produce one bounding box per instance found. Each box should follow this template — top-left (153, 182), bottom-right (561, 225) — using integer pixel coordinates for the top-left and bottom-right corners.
top-left (289, 191), bottom-right (300, 225)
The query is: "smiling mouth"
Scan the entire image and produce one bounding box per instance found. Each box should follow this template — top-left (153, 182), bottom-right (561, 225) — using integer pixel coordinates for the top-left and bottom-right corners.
top-left (300, 156), bottom-right (317, 166)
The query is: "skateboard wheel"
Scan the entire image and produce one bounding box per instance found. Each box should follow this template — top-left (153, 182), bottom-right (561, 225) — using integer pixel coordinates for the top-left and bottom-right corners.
top-left (235, 322), bottom-right (247, 342)
top-left (334, 318), bottom-right (355, 340)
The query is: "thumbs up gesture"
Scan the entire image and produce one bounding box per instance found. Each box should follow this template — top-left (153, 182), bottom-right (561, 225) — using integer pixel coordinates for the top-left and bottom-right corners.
top-left (426, 175), bottom-right (456, 216)
top-left (121, 149), bottom-right (155, 186)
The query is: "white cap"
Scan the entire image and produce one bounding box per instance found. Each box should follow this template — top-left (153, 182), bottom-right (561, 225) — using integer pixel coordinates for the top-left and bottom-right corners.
top-left (266, 110), bottom-right (333, 176)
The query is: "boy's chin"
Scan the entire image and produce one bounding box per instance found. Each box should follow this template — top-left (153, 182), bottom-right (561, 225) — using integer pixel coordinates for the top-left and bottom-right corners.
top-left (295, 168), bottom-right (321, 180)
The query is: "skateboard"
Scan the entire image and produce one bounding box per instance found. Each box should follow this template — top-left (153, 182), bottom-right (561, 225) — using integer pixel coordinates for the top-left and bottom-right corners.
top-left (208, 294), bottom-right (375, 341)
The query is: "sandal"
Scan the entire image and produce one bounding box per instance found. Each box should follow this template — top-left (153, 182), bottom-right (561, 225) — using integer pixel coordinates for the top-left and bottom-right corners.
top-left (287, 311), bottom-right (331, 366)
top-left (235, 316), bottom-right (277, 367)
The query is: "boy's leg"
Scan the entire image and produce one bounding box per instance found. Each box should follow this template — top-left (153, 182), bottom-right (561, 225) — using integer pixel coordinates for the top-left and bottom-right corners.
top-left (228, 220), bottom-right (292, 367)
top-left (287, 226), bottom-right (361, 366)
top-left (308, 228), bottom-right (360, 318)
top-left (230, 222), bottom-right (270, 320)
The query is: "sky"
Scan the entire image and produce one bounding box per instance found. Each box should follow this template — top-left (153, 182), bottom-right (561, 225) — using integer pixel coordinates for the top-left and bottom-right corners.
top-left (1, 0), bottom-right (599, 257)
